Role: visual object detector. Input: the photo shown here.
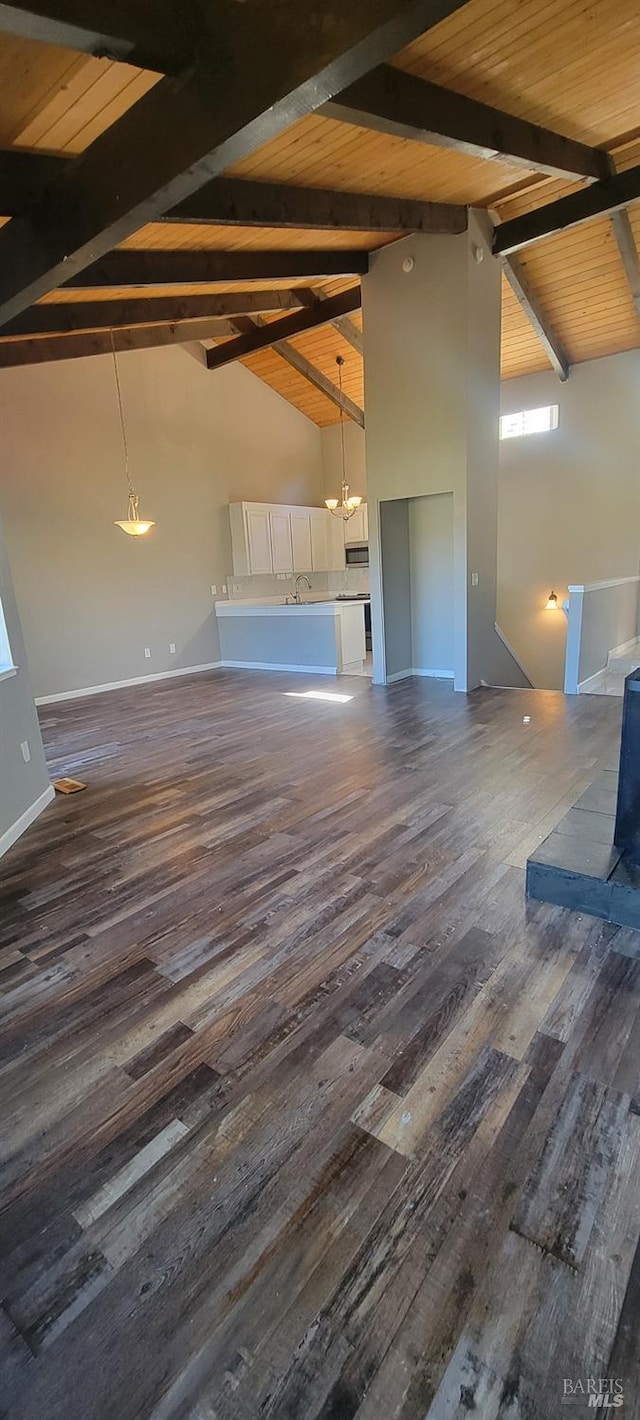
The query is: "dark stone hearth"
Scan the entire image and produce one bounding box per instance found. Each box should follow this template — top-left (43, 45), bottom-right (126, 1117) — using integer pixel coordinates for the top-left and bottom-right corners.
top-left (614, 668), bottom-right (640, 863)
top-left (527, 669), bottom-right (640, 928)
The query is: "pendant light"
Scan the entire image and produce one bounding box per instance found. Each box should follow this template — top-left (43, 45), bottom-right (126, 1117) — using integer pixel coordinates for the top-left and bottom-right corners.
top-left (111, 333), bottom-right (155, 537)
top-left (325, 355), bottom-right (363, 521)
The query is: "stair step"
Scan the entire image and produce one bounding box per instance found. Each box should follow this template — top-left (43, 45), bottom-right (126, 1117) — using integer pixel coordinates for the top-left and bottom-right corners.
top-left (607, 641), bottom-right (640, 674)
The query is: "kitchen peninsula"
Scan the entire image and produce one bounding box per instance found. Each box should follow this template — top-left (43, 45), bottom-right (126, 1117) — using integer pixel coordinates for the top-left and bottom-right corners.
top-left (216, 597), bottom-right (366, 675)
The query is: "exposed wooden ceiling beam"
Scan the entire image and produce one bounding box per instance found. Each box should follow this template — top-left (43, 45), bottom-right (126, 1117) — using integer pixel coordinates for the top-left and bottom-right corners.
top-left (206, 288), bottom-right (361, 370)
top-left (226, 314), bottom-right (365, 426)
top-left (0, 289), bottom-right (316, 338)
top-left (274, 344), bottom-right (365, 427)
top-left (330, 314), bottom-right (363, 355)
top-left (322, 65), bottom-right (610, 182)
top-left (61, 250), bottom-right (370, 290)
top-left (0, 318), bottom-right (241, 367)
top-left (0, 0), bottom-right (474, 327)
top-left (502, 255), bottom-right (570, 381)
top-left (494, 163), bottom-right (640, 255)
top-left (600, 155), bottom-right (640, 322)
top-left (168, 177), bottom-right (467, 234)
top-left (0, 1), bottom-right (192, 72)
top-left (275, 345), bottom-right (364, 426)
top-left (296, 286), bottom-right (363, 354)
top-left (0, 149), bottom-right (66, 215)
top-left (610, 209), bottom-right (640, 320)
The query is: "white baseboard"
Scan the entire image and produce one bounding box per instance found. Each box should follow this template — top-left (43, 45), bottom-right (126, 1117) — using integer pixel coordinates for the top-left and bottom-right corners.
top-left (578, 668), bottom-right (607, 694)
top-left (220, 660), bottom-right (337, 675)
top-left (386, 667), bottom-right (454, 684)
top-left (494, 622), bottom-right (534, 687)
top-left (0, 784), bottom-right (55, 861)
top-left (35, 661), bottom-right (223, 705)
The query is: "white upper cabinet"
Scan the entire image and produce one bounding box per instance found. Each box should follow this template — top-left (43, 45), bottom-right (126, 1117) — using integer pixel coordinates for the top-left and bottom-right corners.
top-left (327, 511), bottom-right (347, 570)
top-left (270, 510), bottom-right (294, 573)
top-left (310, 511), bottom-right (329, 572)
top-left (245, 508), bottom-right (273, 575)
top-left (229, 500), bottom-right (367, 577)
top-left (344, 505), bottom-right (368, 543)
top-left (290, 510), bottom-right (313, 572)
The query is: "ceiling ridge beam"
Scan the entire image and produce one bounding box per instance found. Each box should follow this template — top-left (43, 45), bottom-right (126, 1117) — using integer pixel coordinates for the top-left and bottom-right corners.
top-left (0, 1), bottom-right (193, 72)
top-left (205, 288), bottom-right (361, 371)
top-left (0, 289), bottom-right (317, 338)
top-left (167, 177), bottom-right (467, 234)
top-left (494, 162), bottom-right (640, 256)
top-left (0, 0), bottom-right (475, 327)
top-left (322, 64), bottom-right (610, 183)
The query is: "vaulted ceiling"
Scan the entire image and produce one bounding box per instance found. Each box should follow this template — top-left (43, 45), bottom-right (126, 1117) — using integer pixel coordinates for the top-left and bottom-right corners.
top-left (0, 1), bottom-right (637, 426)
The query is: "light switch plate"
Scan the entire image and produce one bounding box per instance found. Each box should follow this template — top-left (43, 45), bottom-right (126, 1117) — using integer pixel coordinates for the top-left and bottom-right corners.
top-left (471, 572), bottom-right (479, 587)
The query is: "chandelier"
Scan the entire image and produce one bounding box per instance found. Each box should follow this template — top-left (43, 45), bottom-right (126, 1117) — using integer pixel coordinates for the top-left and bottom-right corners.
top-left (111, 333), bottom-right (155, 537)
top-left (325, 355), bottom-right (362, 521)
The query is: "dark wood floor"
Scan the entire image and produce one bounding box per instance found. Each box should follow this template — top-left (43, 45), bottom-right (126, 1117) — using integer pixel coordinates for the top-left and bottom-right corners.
top-left (1, 669), bottom-right (638, 1420)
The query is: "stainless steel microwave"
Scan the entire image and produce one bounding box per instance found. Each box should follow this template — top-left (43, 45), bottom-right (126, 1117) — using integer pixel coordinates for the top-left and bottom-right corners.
top-left (345, 542), bottom-right (369, 568)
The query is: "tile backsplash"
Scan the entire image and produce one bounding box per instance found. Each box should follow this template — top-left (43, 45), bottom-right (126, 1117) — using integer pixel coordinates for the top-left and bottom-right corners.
top-left (226, 567), bottom-right (370, 601)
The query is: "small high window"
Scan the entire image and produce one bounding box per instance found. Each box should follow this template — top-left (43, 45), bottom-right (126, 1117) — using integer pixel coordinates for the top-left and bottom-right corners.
top-left (499, 405), bottom-right (559, 440)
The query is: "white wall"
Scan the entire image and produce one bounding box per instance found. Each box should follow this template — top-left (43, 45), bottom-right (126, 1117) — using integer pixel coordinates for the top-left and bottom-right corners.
top-left (409, 493), bottom-right (454, 675)
top-left (0, 345), bottom-right (323, 699)
top-left (498, 350), bottom-right (640, 690)
top-left (0, 513), bottom-right (51, 855)
top-left (321, 422), bottom-right (367, 503)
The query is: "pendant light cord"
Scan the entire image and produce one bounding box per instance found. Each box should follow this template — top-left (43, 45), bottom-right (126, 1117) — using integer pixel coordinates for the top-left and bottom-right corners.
top-left (337, 356), bottom-right (347, 501)
top-left (110, 330), bottom-right (133, 498)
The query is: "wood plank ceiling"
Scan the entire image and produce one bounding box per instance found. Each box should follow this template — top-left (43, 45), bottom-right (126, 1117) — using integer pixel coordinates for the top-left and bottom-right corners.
top-left (0, 1), bottom-right (637, 424)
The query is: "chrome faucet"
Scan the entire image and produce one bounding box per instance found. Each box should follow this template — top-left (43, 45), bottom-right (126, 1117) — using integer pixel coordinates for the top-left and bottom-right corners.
top-left (294, 574), bottom-right (311, 604)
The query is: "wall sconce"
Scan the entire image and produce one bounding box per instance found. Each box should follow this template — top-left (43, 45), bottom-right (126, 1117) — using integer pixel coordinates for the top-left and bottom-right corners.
top-left (545, 590), bottom-right (559, 610)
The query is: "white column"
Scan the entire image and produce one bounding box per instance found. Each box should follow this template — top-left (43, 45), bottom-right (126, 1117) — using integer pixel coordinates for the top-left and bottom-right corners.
top-left (363, 214), bottom-right (502, 691)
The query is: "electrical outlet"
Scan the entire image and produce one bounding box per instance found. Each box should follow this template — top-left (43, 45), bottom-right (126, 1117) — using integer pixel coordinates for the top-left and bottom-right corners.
top-left (169, 643), bottom-right (176, 654)
top-left (471, 572), bottom-right (479, 587)
top-left (144, 647), bottom-right (151, 659)
top-left (20, 740), bottom-right (30, 763)
top-left (211, 584), bottom-right (217, 596)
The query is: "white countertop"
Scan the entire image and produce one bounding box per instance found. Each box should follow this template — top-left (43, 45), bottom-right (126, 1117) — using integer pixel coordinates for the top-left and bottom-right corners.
top-left (215, 598), bottom-right (367, 618)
